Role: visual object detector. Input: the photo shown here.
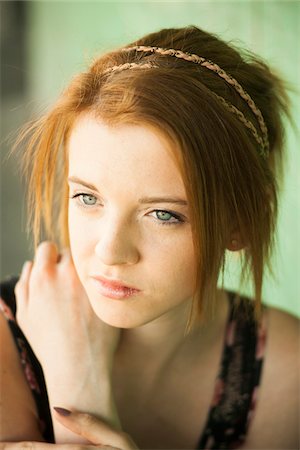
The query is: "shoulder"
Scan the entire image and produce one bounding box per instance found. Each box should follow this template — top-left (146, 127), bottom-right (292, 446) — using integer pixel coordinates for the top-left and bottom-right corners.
top-left (263, 306), bottom-right (299, 382)
top-left (243, 305), bottom-right (299, 449)
top-left (0, 278), bottom-right (44, 440)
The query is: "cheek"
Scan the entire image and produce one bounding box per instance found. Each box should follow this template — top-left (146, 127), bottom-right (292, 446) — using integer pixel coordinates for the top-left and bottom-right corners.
top-left (167, 247), bottom-right (196, 296)
top-left (68, 208), bottom-right (81, 253)
top-left (145, 230), bottom-right (196, 296)
top-left (68, 209), bottom-right (95, 274)
top-left (68, 206), bottom-right (196, 295)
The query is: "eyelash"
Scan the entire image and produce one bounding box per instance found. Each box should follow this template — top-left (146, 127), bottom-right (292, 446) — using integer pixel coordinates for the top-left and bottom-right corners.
top-left (150, 210), bottom-right (185, 226)
top-left (71, 193), bottom-right (100, 208)
top-left (70, 193), bottom-right (185, 226)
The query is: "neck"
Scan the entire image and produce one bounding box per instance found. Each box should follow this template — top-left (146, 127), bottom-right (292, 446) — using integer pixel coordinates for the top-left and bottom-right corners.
top-left (116, 290), bottom-right (228, 376)
top-left (120, 299), bottom-right (192, 362)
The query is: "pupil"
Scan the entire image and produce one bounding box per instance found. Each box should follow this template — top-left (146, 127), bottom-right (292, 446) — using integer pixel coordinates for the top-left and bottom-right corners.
top-left (158, 211), bottom-right (171, 220)
top-left (84, 195), bottom-right (95, 204)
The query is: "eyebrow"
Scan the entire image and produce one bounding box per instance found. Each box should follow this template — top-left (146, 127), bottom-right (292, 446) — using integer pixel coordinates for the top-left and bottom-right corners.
top-left (138, 196), bottom-right (188, 206)
top-left (68, 176), bottom-right (98, 191)
top-left (68, 176), bottom-right (188, 206)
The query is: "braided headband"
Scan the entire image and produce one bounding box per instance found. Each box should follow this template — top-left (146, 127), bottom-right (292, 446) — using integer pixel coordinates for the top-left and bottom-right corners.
top-left (103, 45), bottom-right (269, 158)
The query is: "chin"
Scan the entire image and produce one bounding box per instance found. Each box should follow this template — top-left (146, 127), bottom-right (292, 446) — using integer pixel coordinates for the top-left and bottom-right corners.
top-left (94, 309), bottom-right (149, 329)
top-left (87, 298), bottom-right (146, 329)
top-left (90, 298), bottom-right (166, 330)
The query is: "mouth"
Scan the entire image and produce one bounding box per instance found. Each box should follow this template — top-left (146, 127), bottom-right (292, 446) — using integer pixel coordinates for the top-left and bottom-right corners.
top-left (90, 275), bottom-right (141, 300)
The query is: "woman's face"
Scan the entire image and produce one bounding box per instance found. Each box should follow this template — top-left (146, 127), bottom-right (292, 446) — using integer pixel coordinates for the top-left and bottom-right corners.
top-left (68, 114), bottom-right (196, 328)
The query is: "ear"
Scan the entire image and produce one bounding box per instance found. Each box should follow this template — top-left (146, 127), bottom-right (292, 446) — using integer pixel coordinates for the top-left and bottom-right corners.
top-left (226, 230), bottom-right (245, 252)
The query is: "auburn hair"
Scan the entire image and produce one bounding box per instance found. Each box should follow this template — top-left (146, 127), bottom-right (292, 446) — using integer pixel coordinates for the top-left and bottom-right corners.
top-left (17, 26), bottom-right (290, 324)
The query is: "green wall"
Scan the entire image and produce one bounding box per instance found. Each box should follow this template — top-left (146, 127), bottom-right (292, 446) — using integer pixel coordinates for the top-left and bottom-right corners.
top-left (26, 1), bottom-right (299, 317)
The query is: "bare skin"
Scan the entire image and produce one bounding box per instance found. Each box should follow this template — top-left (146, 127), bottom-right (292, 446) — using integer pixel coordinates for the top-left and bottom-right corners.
top-left (0, 118), bottom-right (299, 448)
top-left (0, 278), bottom-right (299, 449)
top-left (112, 289), bottom-right (231, 449)
top-left (13, 244), bottom-right (121, 443)
top-left (112, 293), bottom-right (300, 449)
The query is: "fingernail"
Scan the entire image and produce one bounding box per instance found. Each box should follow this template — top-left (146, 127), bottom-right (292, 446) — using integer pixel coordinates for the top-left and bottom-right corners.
top-left (53, 406), bottom-right (71, 416)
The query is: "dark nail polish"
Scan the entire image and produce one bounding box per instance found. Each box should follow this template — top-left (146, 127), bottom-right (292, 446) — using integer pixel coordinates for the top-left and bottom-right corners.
top-left (53, 406), bottom-right (71, 416)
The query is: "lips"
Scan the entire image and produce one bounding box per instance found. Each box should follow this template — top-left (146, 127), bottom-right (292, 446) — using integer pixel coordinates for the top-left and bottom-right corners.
top-left (90, 275), bottom-right (141, 300)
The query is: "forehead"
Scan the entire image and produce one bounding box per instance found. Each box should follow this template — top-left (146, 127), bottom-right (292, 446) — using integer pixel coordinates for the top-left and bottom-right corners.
top-left (68, 114), bottom-right (186, 195)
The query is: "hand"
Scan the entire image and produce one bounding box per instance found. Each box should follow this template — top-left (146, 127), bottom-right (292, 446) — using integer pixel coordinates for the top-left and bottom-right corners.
top-left (15, 241), bottom-right (121, 441)
top-left (15, 242), bottom-right (120, 367)
top-left (54, 407), bottom-right (138, 450)
top-left (0, 409), bottom-right (138, 450)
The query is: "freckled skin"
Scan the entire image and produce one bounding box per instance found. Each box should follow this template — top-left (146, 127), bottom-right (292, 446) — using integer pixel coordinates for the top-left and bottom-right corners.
top-left (68, 115), bottom-right (196, 329)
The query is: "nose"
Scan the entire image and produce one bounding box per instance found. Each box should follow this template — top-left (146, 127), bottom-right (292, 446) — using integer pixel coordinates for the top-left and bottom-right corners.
top-left (94, 214), bottom-right (140, 266)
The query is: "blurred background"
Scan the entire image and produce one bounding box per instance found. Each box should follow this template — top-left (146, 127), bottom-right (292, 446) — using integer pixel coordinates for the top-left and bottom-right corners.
top-left (0, 1), bottom-right (299, 317)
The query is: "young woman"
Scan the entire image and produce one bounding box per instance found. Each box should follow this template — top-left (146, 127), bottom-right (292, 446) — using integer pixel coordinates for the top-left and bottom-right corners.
top-left (0, 25), bottom-right (298, 449)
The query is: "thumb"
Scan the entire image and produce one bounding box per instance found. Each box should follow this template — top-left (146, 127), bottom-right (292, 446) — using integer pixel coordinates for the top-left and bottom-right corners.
top-left (53, 407), bottom-right (138, 450)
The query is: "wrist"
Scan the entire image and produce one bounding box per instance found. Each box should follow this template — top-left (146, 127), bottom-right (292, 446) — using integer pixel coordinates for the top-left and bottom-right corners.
top-left (47, 382), bottom-right (120, 444)
top-left (45, 369), bottom-right (120, 427)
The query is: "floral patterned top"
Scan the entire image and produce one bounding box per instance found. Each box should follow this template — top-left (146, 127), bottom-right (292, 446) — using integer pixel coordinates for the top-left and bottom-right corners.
top-left (197, 292), bottom-right (267, 449)
top-left (0, 277), bottom-right (267, 448)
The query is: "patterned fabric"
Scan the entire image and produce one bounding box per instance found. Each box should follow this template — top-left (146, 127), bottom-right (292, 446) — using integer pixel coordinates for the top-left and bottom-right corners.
top-left (0, 278), bottom-right (266, 448)
top-left (197, 292), bottom-right (267, 449)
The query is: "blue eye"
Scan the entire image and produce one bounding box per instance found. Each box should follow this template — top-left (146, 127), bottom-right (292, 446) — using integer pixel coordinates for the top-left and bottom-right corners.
top-left (152, 210), bottom-right (184, 225)
top-left (156, 211), bottom-right (173, 221)
top-left (71, 193), bottom-right (98, 207)
top-left (81, 194), bottom-right (97, 205)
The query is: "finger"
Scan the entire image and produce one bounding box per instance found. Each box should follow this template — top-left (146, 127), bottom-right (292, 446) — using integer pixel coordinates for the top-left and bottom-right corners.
top-left (34, 241), bottom-right (59, 268)
top-left (54, 408), bottom-right (138, 450)
top-left (20, 260), bottom-right (33, 283)
top-left (58, 247), bottom-right (73, 265)
top-left (15, 260), bottom-right (33, 305)
top-left (0, 442), bottom-right (55, 449)
top-left (0, 442), bottom-right (98, 449)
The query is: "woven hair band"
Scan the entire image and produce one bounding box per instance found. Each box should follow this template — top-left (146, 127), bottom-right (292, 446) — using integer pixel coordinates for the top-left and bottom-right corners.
top-left (103, 45), bottom-right (269, 157)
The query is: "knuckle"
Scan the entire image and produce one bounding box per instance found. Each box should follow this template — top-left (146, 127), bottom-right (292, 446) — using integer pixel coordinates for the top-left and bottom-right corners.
top-left (80, 412), bottom-right (94, 427)
top-left (35, 241), bottom-right (58, 263)
top-left (37, 240), bottom-right (56, 251)
top-left (34, 263), bottom-right (55, 278)
top-left (76, 412), bottom-right (96, 436)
